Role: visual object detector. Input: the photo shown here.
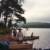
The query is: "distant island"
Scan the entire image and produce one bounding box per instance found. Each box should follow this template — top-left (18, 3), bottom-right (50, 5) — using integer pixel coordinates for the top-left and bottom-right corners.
top-left (22, 22), bottom-right (50, 28)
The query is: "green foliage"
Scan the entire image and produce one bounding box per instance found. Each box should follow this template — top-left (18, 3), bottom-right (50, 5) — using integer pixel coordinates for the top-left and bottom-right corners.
top-left (0, 0), bottom-right (26, 33)
top-left (0, 0), bottom-right (26, 27)
top-left (0, 23), bottom-right (10, 34)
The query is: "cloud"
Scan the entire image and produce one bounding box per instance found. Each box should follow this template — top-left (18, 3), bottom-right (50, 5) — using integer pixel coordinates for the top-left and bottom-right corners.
top-left (22, 0), bottom-right (50, 23)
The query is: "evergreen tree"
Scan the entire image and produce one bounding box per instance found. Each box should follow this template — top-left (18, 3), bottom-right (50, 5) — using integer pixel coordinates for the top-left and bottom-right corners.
top-left (0, 0), bottom-right (26, 26)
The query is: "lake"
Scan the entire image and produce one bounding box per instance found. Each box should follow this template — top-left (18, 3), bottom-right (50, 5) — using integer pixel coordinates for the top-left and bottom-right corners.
top-left (22, 28), bottom-right (50, 49)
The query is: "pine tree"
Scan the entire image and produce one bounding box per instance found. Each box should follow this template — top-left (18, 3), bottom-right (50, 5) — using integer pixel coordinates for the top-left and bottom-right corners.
top-left (0, 0), bottom-right (26, 26)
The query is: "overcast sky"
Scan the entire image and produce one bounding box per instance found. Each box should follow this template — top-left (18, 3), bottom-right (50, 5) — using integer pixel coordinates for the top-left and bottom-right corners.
top-left (22, 0), bottom-right (50, 23)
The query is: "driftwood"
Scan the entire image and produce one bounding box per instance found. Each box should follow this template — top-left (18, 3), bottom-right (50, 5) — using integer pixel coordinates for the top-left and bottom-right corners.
top-left (23, 36), bottom-right (39, 41)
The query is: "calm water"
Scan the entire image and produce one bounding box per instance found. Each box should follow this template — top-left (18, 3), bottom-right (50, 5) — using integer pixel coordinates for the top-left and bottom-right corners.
top-left (22, 28), bottom-right (50, 49)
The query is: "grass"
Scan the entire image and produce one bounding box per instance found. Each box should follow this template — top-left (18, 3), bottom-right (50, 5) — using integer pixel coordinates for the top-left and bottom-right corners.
top-left (0, 27), bottom-right (10, 35)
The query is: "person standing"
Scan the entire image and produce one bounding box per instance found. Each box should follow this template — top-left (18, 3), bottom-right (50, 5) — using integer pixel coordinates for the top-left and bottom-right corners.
top-left (16, 28), bottom-right (23, 43)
